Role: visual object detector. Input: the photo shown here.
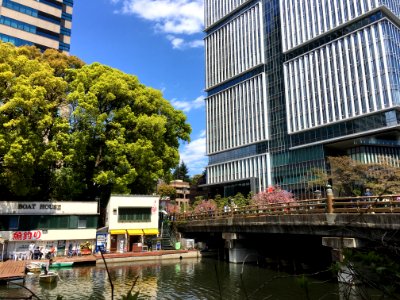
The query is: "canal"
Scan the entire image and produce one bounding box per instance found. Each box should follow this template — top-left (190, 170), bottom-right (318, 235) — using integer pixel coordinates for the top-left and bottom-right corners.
top-left (0, 257), bottom-right (377, 299)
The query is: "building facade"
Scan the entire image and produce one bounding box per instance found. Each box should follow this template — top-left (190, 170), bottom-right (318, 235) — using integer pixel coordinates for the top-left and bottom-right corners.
top-left (0, 0), bottom-right (73, 53)
top-left (105, 195), bottom-right (159, 253)
top-left (0, 201), bottom-right (98, 260)
top-left (204, 0), bottom-right (400, 197)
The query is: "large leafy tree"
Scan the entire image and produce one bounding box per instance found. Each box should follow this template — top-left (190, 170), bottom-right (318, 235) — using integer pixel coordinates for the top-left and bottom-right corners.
top-left (0, 42), bottom-right (191, 202)
top-left (0, 43), bottom-right (77, 199)
top-left (65, 63), bottom-right (190, 201)
top-left (309, 156), bottom-right (400, 196)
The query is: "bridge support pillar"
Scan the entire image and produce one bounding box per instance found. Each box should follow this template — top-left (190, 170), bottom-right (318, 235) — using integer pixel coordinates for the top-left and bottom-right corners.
top-left (322, 237), bottom-right (362, 285)
top-left (222, 233), bottom-right (258, 264)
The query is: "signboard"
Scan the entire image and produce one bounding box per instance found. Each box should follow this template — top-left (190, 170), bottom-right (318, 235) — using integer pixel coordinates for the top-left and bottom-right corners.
top-left (11, 230), bottom-right (42, 241)
top-left (0, 201), bottom-right (98, 215)
top-left (96, 233), bottom-right (107, 252)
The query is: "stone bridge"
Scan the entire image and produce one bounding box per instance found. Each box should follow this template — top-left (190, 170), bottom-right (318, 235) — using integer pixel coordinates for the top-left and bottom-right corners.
top-left (174, 192), bottom-right (400, 263)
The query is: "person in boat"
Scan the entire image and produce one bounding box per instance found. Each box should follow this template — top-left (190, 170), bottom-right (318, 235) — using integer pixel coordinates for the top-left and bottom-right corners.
top-left (42, 259), bottom-right (53, 275)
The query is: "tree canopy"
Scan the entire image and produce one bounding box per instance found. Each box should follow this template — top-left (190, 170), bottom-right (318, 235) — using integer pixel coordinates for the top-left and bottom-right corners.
top-left (0, 42), bottom-right (191, 202)
top-left (309, 156), bottom-right (400, 196)
top-left (172, 161), bottom-right (190, 182)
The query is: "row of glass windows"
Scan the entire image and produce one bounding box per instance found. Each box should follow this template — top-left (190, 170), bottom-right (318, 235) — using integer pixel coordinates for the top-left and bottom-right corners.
top-left (280, 0), bottom-right (400, 52)
top-left (2, 0), bottom-right (61, 25)
top-left (291, 110), bottom-right (400, 148)
top-left (0, 33), bottom-right (32, 46)
top-left (59, 41), bottom-right (70, 51)
top-left (349, 145), bottom-right (400, 164)
top-left (0, 33), bottom-right (48, 51)
top-left (118, 207), bottom-right (151, 223)
top-left (62, 12), bottom-right (72, 22)
top-left (207, 74), bottom-right (268, 154)
top-left (208, 141), bottom-right (268, 165)
top-left (285, 20), bottom-right (400, 133)
top-left (204, 0), bottom-right (248, 28)
top-left (60, 26), bottom-right (71, 36)
top-left (207, 153), bottom-right (270, 192)
top-left (38, 0), bottom-right (62, 9)
top-left (0, 15), bottom-right (60, 41)
top-left (0, 215), bottom-right (97, 231)
top-left (205, 3), bottom-right (263, 89)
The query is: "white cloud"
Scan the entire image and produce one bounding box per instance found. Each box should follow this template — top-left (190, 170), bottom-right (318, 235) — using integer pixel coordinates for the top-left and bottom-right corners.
top-left (171, 95), bottom-right (205, 112)
top-left (111, 0), bottom-right (204, 49)
top-left (180, 131), bottom-right (207, 175)
top-left (166, 35), bottom-right (203, 49)
top-left (112, 0), bottom-right (204, 34)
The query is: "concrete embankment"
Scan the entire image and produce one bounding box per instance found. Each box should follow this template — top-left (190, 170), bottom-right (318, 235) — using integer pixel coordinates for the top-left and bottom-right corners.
top-left (95, 250), bottom-right (202, 264)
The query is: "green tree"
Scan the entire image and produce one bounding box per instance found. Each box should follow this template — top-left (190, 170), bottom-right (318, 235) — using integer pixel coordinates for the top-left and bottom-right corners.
top-left (65, 63), bottom-right (191, 201)
top-left (0, 42), bottom-right (191, 202)
top-left (309, 156), bottom-right (400, 196)
top-left (0, 43), bottom-right (71, 199)
top-left (157, 183), bottom-right (176, 199)
top-left (172, 161), bottom-right (190, 182)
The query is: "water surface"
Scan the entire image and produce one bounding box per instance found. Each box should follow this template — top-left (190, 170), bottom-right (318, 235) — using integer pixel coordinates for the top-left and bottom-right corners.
top-left (0, 258), bottom-right (348, 299)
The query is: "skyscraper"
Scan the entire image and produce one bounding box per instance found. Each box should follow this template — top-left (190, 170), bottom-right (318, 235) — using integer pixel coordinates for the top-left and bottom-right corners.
top-left (0, 0), bottom-right (73, 53)
top-left (204, 0), bottom-right (400, 197)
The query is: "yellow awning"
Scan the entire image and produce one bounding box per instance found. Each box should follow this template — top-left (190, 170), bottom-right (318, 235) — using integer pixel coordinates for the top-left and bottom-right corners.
top-left (143, 228), bottom-right (159, 235)
top-left (110, 230), bottom-right (126, 235)
top-left (127, 229), bottom-right (143, 236)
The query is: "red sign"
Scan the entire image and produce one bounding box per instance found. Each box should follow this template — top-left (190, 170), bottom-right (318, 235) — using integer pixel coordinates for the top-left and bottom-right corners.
top-left (11, 230), bottom-right (42, 241)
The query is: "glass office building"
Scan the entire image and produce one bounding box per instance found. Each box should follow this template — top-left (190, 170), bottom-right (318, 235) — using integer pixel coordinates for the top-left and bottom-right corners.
top-left (0, 0), bottom-right (73, 53)
top-left (205, 0), bottom-right (400, 197)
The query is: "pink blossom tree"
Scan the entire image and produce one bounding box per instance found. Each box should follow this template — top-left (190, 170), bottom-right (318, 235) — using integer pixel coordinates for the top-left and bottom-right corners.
top-left (252, 186), bottom-right (296, 208)
top-left (193, 200), bottom-right (217, 213)
top-left (166, 203), bottom-right (181, 214)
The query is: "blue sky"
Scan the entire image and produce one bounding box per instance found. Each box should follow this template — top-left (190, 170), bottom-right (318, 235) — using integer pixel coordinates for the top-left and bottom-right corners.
top-left (70, 0), bottom-right (206, 176)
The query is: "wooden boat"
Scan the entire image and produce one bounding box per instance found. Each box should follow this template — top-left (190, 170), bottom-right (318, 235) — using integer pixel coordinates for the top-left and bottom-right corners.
top-left (39, 271), bottom-right (58, 283)
top-left (49, 261), bottom-right (74, 268)
top-left (26, 262), bottom-right (43, 273)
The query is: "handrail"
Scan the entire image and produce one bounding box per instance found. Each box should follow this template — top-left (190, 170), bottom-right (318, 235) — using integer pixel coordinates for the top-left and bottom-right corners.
top-left (174, 195), bottom-right (400, 222)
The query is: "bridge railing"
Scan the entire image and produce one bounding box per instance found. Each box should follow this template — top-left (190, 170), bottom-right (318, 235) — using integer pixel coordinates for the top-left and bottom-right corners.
top-left (174, 195), bottom-right (400, 221)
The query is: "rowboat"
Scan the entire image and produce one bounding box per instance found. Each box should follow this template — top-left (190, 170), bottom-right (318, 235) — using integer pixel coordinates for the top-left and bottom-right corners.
top-left (39, 271), bottom-right (58, 283)
top-left (49, 261), bottom-right (74, 268)
top-left (26, 262), bottom-right (43, 273)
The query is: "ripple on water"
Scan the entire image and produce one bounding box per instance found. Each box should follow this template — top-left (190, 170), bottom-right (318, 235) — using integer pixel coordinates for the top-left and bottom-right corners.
top-left (0, 258), bottom-right (341, 299)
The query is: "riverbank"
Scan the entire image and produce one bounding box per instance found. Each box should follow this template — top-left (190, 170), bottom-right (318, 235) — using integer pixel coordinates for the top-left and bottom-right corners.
top-left (95, 249), bottom-right (202, 264)
top-left (44, 249), bottom-right (204, 265)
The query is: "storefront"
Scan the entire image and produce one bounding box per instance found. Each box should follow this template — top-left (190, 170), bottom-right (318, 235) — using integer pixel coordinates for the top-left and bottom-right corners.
top-left (0, 201), bottom-right (99, 259)
top-left (106, 195), bottom-right (159, 253)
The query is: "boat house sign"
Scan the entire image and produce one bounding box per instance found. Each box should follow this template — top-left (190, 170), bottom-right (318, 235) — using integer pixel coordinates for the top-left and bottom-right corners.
top-left (17, 203), bottom-right (61, 210)
top-left (0, 201), bottom-right (98, 215)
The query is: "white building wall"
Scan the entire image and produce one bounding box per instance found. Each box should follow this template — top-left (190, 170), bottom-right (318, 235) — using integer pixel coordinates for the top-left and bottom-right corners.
top-left (280, 0), bottom-right (400, 53)
top-left (204, 0), bottom-right (250, 28)
top-left (106, 195), bottom-right (159, 231)
top-left (285, 19), bottom-right (400, 134)
top-left (205, 1), bottom-right (264, 89)
top-left (206, 74), bottom-right (268, 154)
top-left (207, 153), bottom-right (270, 192)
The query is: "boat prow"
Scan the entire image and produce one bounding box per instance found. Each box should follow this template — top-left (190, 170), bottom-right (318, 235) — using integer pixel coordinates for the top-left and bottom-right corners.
top-left (39, 271), bottom-right (58, 283)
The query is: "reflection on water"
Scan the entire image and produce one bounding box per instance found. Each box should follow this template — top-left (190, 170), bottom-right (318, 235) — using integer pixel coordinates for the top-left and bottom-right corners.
top-left (0, 258), bottom-right (342, 299)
